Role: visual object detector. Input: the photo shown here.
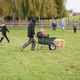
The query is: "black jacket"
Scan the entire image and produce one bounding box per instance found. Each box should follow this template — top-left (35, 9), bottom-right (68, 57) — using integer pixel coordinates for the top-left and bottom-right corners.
top-left (28, 19), bottom-right (36, 38)
top-left (0, 25), bottom-right (9, 35)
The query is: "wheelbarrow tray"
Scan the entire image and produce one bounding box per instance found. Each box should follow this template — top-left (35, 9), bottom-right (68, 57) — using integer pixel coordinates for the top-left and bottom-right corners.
top-left (38, 37), bottom-right (56, 45)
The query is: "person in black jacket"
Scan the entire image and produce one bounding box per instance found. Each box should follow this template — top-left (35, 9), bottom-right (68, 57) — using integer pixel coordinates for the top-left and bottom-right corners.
top-left (73, 22), bottom-right (78, 33)
top-left (0, 22), bottom-right (10, 43)
top-left (21, 18), bottom-right (36, 51)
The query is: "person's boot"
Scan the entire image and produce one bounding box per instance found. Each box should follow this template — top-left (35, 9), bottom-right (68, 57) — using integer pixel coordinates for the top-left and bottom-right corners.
top-left (21, 46), bottom-right (24, 51)
top-left (63, 29), bottom-right (64, 32)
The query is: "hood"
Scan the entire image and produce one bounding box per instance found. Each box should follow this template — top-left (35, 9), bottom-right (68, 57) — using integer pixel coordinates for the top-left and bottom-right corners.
top-left (32, 19), bottom-right (36, 24)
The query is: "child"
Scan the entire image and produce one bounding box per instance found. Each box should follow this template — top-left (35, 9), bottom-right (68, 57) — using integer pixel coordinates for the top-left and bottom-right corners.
top-left (61, 19), bottom-right (65, 32)
top-left (73, 22), bottom-right (78, 33)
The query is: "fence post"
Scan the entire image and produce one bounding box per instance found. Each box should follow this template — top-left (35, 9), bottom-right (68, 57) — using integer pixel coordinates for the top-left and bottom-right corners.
top-left (38, 16), bottom-right (40, 28)
top-left (39, 16), bottom-right (40, 22)
top-left (52, 17), bottom-right (54, 22)
top-left (20, 18), bottom-right (22, 29)
top-left (68, 14), bottom-right (69, 29)
top-left (26, 17), bottom-right (28, 21)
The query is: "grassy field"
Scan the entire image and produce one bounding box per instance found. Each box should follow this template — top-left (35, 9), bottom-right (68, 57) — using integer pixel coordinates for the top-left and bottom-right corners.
top-left (0, 29), bottom-right (80, 80)
top-left (64, 16), bottom-right (80, 21)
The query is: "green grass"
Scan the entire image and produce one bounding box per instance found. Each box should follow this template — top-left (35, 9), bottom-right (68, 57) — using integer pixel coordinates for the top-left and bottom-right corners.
top-left (64, 16), bottom-right (80, 22)
top-left (0, 29), bottom-right (80, 80)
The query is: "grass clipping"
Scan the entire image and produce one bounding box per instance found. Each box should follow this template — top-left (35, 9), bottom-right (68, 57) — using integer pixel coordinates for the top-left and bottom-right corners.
top-left (53, 39), bottom-right (65, 49)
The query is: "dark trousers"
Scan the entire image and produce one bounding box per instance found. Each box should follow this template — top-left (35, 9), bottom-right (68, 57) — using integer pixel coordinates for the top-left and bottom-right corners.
top-left (53, 27), bottom-right (56, 30)
top-left (0, 34), bottom-right (10, 43)
top-left (74, 28), bottom-right (76, 33)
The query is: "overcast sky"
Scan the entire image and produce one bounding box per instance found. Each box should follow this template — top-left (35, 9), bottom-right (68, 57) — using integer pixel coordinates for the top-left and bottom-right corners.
top-left (66, 0), bottom-right (80, 12)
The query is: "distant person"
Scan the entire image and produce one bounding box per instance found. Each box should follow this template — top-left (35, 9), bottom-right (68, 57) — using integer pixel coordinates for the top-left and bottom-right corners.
top-left (52, 21), bottom-right (56, 30)
top-left (21, 18), bottom-right (36, 51)
top-left (16, 17), bottom-right (19, 22)
top-left (37, 28), bottom-right (50, 38)
top-left (55, 21), bottom-right (58, 31)
top-left (52, 21), bottom-right (57, 31)
top-left (0, 22), bottom-right (10, 43)
top-left (73, 22), bottom-right (78, 33)
top-left (61, 19), bottom-right (65, 32)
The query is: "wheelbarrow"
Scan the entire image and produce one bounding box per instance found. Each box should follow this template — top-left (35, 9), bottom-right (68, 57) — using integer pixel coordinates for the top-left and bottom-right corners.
top-left (36, 37), bottom-right (57, 50)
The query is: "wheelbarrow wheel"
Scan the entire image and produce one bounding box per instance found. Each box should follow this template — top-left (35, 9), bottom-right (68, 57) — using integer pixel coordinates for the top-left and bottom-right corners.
top-left (49, 43), bottom-right (56, 50)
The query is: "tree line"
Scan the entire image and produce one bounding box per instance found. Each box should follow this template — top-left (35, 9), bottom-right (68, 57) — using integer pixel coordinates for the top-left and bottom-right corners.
top-left (0, 0), bottom-right (67, 19)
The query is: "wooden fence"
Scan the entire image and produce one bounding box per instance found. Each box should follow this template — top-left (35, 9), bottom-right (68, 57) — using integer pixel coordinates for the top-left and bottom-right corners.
top-left (0, 18), bottom-right (80, 29)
